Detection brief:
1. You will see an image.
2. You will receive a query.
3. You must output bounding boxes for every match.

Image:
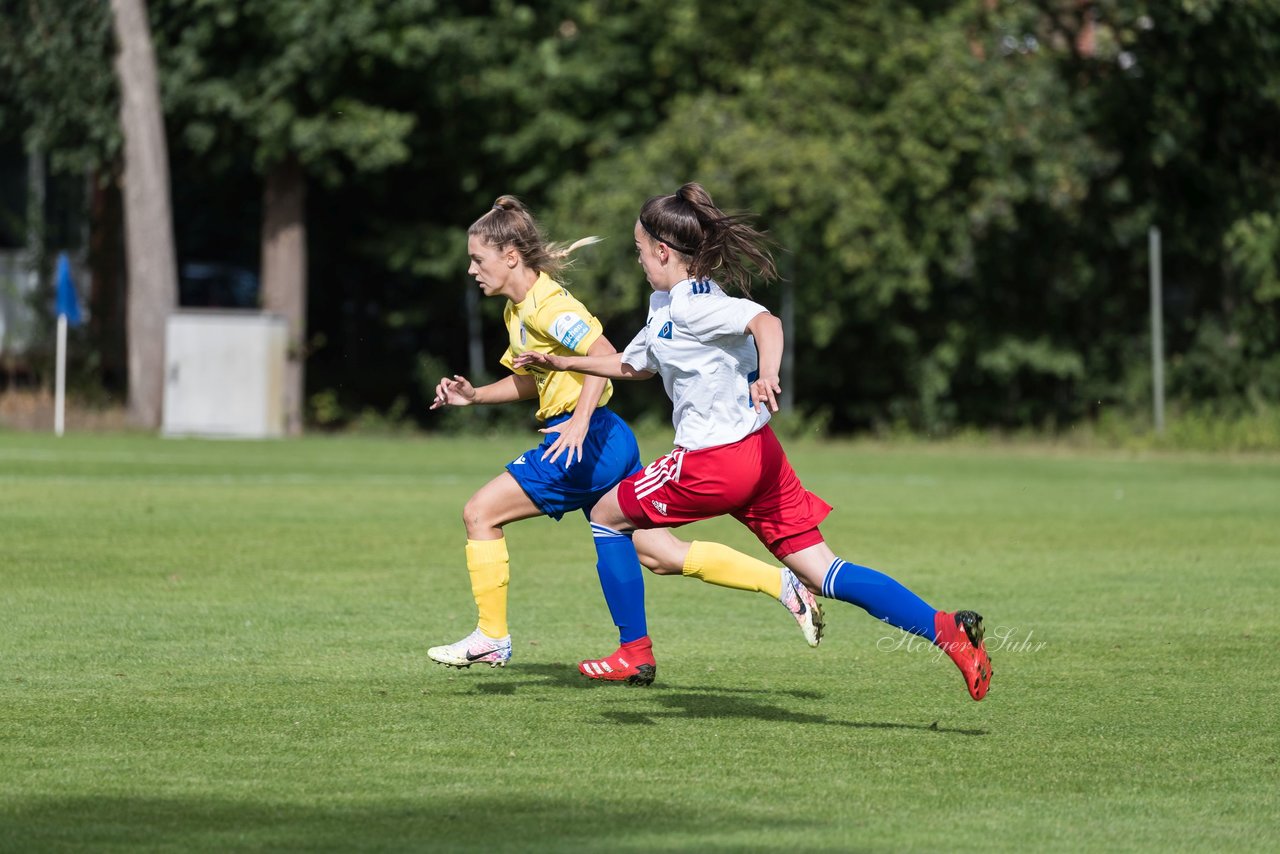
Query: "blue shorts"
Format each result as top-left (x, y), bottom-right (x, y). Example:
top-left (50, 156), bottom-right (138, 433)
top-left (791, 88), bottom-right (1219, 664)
top-left (506, 407), bottom-right (643, 521)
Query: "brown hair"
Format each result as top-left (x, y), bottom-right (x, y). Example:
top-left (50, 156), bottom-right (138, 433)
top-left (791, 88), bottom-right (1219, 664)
top-left (637, 183), bottom-right (777, 295)
top-left (468, 195), bottom-right (598, 279)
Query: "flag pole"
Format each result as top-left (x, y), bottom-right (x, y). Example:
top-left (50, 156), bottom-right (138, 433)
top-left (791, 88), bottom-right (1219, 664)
top-left (55, 313), bottom-right (68, 436)
top-left (52, 251), bottom-right (83, 437)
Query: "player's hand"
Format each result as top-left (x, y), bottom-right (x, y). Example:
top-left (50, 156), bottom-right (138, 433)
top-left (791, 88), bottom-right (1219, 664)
top-left (540, 416), bottom-right (588, 468)
top-left (511, 351), bottom-right (563, 372)
top-left (750, 375), bottom-right (782, 413)
top-left (431, 375), bottom-right (476, 409)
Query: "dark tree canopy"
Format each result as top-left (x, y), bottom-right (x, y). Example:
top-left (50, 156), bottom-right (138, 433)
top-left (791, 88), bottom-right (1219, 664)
top-left (3, 0), bottom-right (1277, 436)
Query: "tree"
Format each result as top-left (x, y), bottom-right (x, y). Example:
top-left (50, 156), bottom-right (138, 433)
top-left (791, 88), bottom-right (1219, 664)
top-left (152, 0), bottom-right (436, 434)
top-left (0, 1), bottom-right (119, 175)
top-left (0, 0), bottom-right (125, 394)
top-left (14, 0), bottom-right (1277, 435)
top-left (544, 2), bottom-right (1109, 432)
top-left (1046, 0), bottom-right (1280, 416)
top-left (111, 0), bottom-right (176, 428)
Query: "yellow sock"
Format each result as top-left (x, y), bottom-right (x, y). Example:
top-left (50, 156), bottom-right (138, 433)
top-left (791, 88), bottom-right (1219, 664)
top-left (466, 538), bottom-right (510, 638)
top-left (682, 541), bottom-right (783, 600)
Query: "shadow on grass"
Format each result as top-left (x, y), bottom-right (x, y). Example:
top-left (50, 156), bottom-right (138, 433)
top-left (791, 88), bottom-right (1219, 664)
top-left (600, 692), bottom-right (987, 736)
top-left (453, 663), bottom-right (985, 737)
top-left (463, 663), bottom-right (822, 699)
top-left (456, 662), bottom-right (591, 695)
top-left (0, 793), bottom-right (809, 852)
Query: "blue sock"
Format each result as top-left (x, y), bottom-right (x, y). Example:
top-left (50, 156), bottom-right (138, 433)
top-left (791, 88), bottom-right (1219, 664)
top-left (822, 559), bottom-right (938, 641)
top-left (591, 523), bottom-right (648, 644)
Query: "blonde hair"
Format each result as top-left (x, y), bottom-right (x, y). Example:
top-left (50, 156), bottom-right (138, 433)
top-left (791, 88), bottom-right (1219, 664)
top-left (468, 195), bottom-right (599, 279)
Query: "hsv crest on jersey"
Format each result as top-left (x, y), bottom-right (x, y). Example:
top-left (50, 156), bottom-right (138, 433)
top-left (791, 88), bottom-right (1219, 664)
top-left (658, 321), bottom-right (673, 340)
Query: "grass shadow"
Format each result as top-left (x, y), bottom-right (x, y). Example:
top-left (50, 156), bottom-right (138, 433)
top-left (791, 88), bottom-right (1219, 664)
top-left (0, 793), bottom-right (817, 853)
top-left (445, 664), bottom-right (984, 736)
top-left (463, 662), bottom-right (592, 695)
top-left (598, 691), bottom-right (986, 735)
top-left (461, 663), bottom-right (826, 700)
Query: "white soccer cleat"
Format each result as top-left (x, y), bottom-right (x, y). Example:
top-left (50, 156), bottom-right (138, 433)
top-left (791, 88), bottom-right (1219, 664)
top-left (780, 568), bottom-right (824, 647)
top-left (428, 628), bottom-right (512, 669)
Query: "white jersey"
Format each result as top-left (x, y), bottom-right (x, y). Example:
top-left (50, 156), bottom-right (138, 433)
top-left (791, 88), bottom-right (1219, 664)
top-left (622, 278), bottom-right (770, 451)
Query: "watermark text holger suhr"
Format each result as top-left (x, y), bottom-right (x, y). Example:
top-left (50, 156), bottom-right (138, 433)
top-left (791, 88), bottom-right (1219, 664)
top-left (877, 625), bottom-right (1046, 658)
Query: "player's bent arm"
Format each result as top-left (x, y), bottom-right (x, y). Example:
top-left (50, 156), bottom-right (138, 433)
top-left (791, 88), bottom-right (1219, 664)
top-left (541, 336), bottom-right (615, 466)
top-left (746, 311), bottom-right (784, 382)
top-left (573, 336), bottom-right (616, 413)
top-left (746, 311), bottom-right (784, 412)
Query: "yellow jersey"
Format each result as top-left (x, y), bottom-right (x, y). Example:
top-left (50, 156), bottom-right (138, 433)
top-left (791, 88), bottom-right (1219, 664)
top-left (500, 272), bottom-right (613, 422)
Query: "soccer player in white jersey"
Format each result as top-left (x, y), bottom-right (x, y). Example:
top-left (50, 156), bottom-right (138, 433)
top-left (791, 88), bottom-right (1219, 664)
top-left (514, 183), bottom-right (993, 700)
top-left (426, 195), bottom-right (824, 685)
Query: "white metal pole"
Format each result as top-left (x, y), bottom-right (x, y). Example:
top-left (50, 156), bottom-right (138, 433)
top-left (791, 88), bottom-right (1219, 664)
top-left (1149, 226), bottom-right (1165, 435)
top-left (55, 313), bottom-right (68, 436)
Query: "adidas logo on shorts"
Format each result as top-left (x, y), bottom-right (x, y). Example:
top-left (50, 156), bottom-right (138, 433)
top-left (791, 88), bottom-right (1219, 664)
top-left (650, 499), bottom-right (668, 515)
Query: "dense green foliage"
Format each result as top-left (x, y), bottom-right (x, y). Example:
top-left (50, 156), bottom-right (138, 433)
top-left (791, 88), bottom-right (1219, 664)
top-left (2, 433), bottom-right (1279, 850)
top-left (0, 0), bottom-right (119, 175)
top-left (2, 1), bottom-right (1278, 435)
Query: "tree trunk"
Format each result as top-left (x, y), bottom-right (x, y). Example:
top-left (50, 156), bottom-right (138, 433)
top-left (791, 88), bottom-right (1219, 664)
top-left (261, 155), bottom-right (307, 435)
top-left (26, 150), bottom-right (44, 277)
top-left (110, 0), bottom-right (176, 429)
top-left (88, 170), bottom-right (127, 394)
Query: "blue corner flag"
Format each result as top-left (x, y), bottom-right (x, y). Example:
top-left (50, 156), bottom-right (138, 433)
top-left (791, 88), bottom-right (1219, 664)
top-left (55, 252), bottom-right (84, 327)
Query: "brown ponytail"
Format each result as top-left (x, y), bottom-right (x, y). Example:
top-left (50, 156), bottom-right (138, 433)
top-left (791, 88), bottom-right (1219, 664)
top-left (637, 182), bottom-right (777, 295)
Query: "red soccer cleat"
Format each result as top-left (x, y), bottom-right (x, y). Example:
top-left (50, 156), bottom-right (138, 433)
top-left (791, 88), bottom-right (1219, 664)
top-left (578, 636), bottom-right (657, 686)
top-left (934, 610), bottom-right (993, 701)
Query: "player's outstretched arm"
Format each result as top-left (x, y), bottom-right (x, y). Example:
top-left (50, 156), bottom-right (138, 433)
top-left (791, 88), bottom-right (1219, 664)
top-left (512, 350), bottom-right (653, 381)
top-left (430, 373), bottom-right (536, 409)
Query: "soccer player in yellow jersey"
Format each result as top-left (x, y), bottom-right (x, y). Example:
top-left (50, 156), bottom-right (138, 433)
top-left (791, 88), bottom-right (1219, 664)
top-left (426, 195), bottom-right (823, 684)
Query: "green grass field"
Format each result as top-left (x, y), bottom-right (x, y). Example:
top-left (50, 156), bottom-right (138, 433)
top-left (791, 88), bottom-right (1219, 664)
top-left (2, 431), bottom-right (1278, 852)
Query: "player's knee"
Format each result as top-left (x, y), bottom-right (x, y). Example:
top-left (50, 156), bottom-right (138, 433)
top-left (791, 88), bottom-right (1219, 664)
top-left (588, 502), bottom-right (621, 528)
top-left (461, 496), bottom-right (493, 536)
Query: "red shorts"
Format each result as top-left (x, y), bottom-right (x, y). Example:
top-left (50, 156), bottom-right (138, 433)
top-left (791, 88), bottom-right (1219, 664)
top-left (617, 425), bottom-right (832, 559)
